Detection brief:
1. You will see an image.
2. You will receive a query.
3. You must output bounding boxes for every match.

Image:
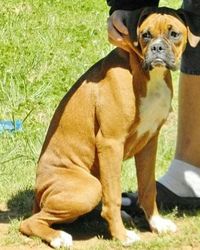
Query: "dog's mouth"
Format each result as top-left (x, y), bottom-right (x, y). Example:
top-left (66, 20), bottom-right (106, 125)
top-left (143, 57), bottom-right (177, 71)
top-left (151, 58), bottom-right (166, 68)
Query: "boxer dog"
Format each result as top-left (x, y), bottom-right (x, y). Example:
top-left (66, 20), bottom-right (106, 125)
top-left (20, 7), bottom-right (200, 248)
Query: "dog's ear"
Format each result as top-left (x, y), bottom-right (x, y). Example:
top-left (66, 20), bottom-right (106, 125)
top-left (108, 8), bottom-right (144, 57)
top-left (124, 7), bottom-right (154, 44)
top-left (122, 7), bottom-right (155, 58)
top-left (177, 9), bottom-right (200, 47)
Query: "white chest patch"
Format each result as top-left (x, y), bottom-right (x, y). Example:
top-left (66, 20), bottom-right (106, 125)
top-left (137, 69), bottom-right (172, 138)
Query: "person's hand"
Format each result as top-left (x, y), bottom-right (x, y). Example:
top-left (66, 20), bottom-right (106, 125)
top-left (107, 10), bottom-right (131, 47)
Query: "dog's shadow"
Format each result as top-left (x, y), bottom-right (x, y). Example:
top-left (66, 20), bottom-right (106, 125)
top-left (0, 189), bottom-right (148, 240)
top-left (0, 189), bottom-right (110, 240)
top-left (0, 189), bottom-right (34, 223)
top-left (1, 189), bottom-right (199, 241)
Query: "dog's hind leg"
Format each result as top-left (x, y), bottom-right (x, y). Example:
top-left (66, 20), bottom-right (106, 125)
top-left (20, 210), bottom-right (74, 248)
top-left (20, 167), bottom-right (102, 248)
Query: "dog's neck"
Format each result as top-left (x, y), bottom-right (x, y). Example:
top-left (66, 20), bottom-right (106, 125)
top-left (128, 51), bottom-right (171, 98)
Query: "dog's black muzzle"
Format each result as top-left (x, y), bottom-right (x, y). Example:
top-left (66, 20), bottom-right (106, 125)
top-left (143, 38), bottom-right (176, 71)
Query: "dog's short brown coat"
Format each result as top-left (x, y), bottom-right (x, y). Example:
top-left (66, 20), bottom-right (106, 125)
top-left (20, 7), bottom-right (200, 247)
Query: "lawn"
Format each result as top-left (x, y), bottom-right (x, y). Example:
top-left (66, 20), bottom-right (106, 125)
top-left (0, 0), bottom-right (200, 249)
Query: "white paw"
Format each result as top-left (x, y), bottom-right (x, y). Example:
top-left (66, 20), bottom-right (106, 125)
top-left (50, 231), bottom-right (73, 249)
top-left (149, 215), bottom-right (177, 234)
top-left (122, 230), bottom-right (140, 246)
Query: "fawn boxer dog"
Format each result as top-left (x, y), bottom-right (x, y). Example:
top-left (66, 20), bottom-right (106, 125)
top-left (20, 7), bottom-right (200, 248)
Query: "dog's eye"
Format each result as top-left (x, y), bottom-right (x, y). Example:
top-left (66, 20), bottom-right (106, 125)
top-left (142, 31), bottom-right (152, 41)
top-left (169, 30), bottom-right (181, 40)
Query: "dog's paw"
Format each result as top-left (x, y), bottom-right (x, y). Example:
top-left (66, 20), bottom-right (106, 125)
top-left (122, 230), bottom-right (140, 246)
top-left (149, 215), bottom-right (177, 234)
top-left (50, 231), bottom-right (73, 249)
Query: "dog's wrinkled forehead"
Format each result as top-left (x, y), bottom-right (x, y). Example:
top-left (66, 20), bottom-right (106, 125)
top-left (126, 7), bottom-right (182, 42)
top-left (138, 7), bottom-right (181, 28)
top-left (125, 6), bottom-right (200, 47)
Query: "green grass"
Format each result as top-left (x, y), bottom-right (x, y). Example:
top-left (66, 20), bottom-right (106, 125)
top-left (0, 0), bottom-right (200, 249)
top-left (0, 0), bottom-right (110, 203)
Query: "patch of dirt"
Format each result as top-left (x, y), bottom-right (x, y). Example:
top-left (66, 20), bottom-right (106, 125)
top-left (0, 221), bottom-right (107, 250)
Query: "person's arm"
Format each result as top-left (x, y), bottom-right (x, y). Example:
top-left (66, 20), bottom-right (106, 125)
top-left (107, 0), bottom-right (159, 14)
top-left (107, 0), bottom-right (159, 48)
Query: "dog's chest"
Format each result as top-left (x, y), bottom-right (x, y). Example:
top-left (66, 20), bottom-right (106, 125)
top-left (136, 72), bottom-right (172, 138)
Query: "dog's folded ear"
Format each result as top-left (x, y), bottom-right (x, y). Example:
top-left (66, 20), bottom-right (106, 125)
top-left (122, 7), bottom-right (154, 58)
top-left (123, 8), bottom-right (144, 46)
top-left (177, 9), bottom-right (200, 47)
top-left (124, 7), bottom-right (155, 45)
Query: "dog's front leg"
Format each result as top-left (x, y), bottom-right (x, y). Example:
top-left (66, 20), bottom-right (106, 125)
top-left (97, 132), bottom-right (124, 238)
top-left (135, 134), bottom-right (176, 234)
top-left (96, 131), bottom-right (140, 245)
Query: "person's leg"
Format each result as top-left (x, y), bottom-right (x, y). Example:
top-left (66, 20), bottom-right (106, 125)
top-left (158, 73), bottom-right (200, 198)
top-left (176, 74), bottom-right (200, 167)
top-left (157, 0), bottom-right (200, 200)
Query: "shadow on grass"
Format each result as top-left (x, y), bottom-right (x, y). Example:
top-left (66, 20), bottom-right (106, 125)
top-left (1, 188), bottom-right (200, 241)
top-left (53, 208), bottom-right (110, 240)
top-left (0, 189), bottom-right (150, 241)
top-left (0, 189), bottom-right (34, 223)
top-left (0, 189), bottom-right (148, 240)
top-left (0, 189), bottom-right (110, 240)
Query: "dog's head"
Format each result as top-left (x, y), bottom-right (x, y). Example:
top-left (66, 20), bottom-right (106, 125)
top-left (114, 7), bottom-right (200, 71)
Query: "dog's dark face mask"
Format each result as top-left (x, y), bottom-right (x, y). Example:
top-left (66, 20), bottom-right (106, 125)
top-left (114, 7), bottom-right (200, 71)
top-left (138, 12), bottom-right (188, 71)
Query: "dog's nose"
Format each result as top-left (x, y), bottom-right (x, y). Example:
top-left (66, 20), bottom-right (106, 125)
top-left (151, 42), bottom-right (165, 54)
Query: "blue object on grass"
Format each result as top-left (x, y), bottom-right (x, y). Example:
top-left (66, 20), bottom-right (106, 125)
top-left (0, 120), bottom-right (23, 133)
